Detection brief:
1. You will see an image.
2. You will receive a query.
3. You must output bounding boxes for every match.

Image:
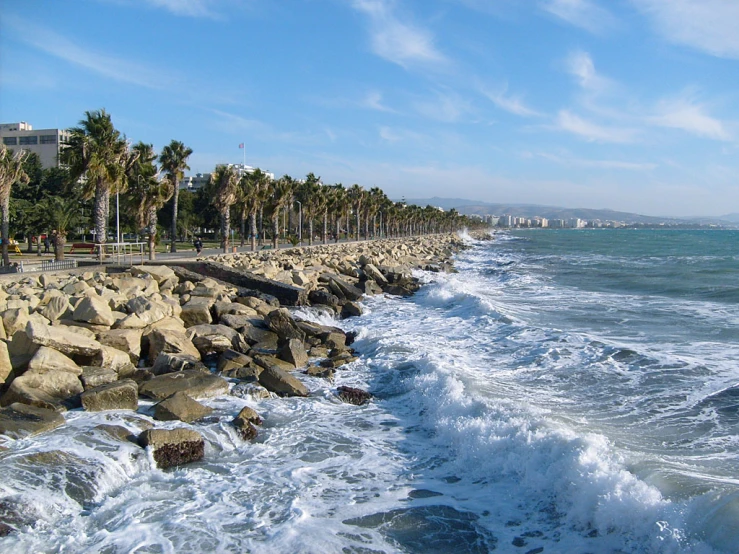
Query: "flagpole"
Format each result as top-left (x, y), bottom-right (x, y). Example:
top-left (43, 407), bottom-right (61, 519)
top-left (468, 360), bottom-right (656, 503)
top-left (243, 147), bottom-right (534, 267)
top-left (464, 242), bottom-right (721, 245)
top-left (243, 142), bottom-right (246, 167)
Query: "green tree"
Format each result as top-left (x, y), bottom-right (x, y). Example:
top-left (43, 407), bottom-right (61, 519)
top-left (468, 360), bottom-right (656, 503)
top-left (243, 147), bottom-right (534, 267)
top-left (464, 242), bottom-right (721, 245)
top-left (347, 184), bottom-right (364, 241)
top-left (0, 145), bottom-right (29, 265)
top-left (211, 165), bottom-right (239, 253)
top-left (159, 140), bottom-right (193, 253)
top-left (268, 176), bottom-right (295, 250)
top-left (63, 109), bottom-right (130, 257)
top-left (295, 173), bottom-right (325, 246)
top-left (37, 195), bottom-right (84, 261)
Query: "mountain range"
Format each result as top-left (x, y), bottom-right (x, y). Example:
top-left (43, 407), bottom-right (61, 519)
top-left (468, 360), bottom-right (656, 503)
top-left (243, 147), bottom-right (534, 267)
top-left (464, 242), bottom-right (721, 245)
top-left (401, 197), bottom-right (737, 226)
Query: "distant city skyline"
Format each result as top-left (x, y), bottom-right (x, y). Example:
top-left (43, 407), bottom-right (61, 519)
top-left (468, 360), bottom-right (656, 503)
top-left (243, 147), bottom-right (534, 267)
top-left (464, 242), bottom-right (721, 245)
top-left (2, 0), bottom-right (738, 217)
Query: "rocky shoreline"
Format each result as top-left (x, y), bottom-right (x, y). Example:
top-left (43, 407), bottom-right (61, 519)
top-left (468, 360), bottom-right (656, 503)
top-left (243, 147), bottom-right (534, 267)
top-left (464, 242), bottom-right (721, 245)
top-left (0, 232), bottom-right (481, 535)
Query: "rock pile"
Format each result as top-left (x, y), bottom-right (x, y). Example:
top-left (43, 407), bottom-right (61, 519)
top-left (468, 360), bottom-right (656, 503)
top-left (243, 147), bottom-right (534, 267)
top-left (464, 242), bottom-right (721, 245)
top-left (0, 233), bottom-right (467, 473)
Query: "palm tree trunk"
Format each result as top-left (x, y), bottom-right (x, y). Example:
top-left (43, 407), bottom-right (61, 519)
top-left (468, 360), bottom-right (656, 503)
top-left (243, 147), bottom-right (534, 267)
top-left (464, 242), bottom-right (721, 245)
top-left (308, 219), bottom-right (314, 246)
top-left (364, 215), bottom-right (369, 241)
top-left (355, 211), bottom-right (360, 242)
top-left (322, 211), bottom-right (328, 245)
top-left (240, 208), bottom-right (246, 247)
top-left (250, 211), bottom-right (257, 251)
top-left (170, 183), bottom-right (179, 253)
top-left (272, 213), bottom-right (279, 250)
top-left (148, 207), bottom-right (157, 260)
top-left (1, 196), bottom-right (9, 267)
top-left (335, 216), bottom-right (340, 244)
top-left (258, 206), bottom-right (264, 246)
top-left (94, 179), bottom-right (107, 259)
top-left (222, 208), bottom-right (231, 253)
top-left (55, 233), bottom-right (67, 261)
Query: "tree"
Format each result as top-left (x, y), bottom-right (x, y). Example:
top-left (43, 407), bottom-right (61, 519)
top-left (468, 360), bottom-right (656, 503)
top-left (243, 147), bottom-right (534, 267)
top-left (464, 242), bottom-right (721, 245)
top-left (347, 184), bottom-right (364, 241)
top-left (249, 169), bottom-right (271, 251)
top-left (211, 165), bottom-right (239, 253)
top-left (268, 176), bottom-right (294, 250)
top-left (0, 145), bottom-right (29, 265)
top-left (295, 173), bottom-right (325, 246)
top-left (37, 195), bottom-right (84, 261)
top-left (159, 140), bottom-right (193, 253)
top-left (127, 142), bottom-right (173, 260)
top-left (63, 109), bottom-right (130, 258)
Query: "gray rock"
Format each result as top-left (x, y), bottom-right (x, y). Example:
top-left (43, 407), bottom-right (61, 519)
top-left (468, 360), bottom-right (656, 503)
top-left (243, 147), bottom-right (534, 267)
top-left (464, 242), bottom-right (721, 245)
top-left (138, 428), bottom-right (205, 469)
top-left (341, 301), bottom-right (363, 318)
top-left (278, 338), bottom-right (308, 369)
top-left (147, 328), bottom-right (201, 363)
top-left (139, 369), bottom-right (229, 400)
top-left (2, 308), bottom-right (30, 337)
top-left (0, 369), bottom-right (83, 409)
top-left (73, 296), bottom-right (116, 327)
top-left (80, 380), bottom-right (138, 411)
top-left (80, 366), bottom-right (118, 389)
top-left (153, 391), bottom-right (213, 423)
top-left (257, 364), bottom-right (309, 397)
top-left (0, 340), bottom-right (13, 387)
top-left (230, 381), bottom-right (271, 400)
top-left (97, 328), bottom-right (143, 364)
top-left (151, 352), bottom-right (208, 376)
top-left (217, 349), bottom-right (253, 374)
top-left (363, 263), bottom-right (388, 285)
top-left (265, 308), bottom-right (306, 342)
top-left (126, 297), bottom-right (167, 325)
top-left (180, 297), bottom-right (214, 327)
top-left (26, 320), bottom-right (102, 357)
top-left (38, 296), bottom-right (71, 321)
top-left (25, 346), bottom-right (82, 376)
top-left (131, 265), bottom-right (178, 289)
top-left (232, 406), bottom-right (262, 440)
top-left (186, 324), bottom-right (249, 356)
top-left (328, 276), bottom-right (364, 301)
top-left (0, 403), bottom-right (65, 438)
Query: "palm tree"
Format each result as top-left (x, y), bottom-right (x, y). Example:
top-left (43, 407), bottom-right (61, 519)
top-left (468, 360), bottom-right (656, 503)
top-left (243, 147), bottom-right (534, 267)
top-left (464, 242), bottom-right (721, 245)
top-left (159, 140), bottom-right (193, 253)
top-left (347, 184), bottom-right (364, 242)
top-left (211, 165), bottom-right (239, 253)
top-left (268, 176), bottom-right (294, 250)
top-left (295, 173), bottom-right (325, 246)
top-left (37, 195), bottom-right (84, 261)
top-left (0, 145), bottom-right (29, 266)
top-left (127, 142), bottom-right (173, 260)
top-left (249, 169), bottom-right (271, 251)
top-left (63, 109), bottom-right (129, 258)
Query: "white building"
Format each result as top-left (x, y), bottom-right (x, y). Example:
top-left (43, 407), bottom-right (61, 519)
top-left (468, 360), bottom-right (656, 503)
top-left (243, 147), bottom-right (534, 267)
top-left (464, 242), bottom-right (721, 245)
top-left (0, 122), bottom-right (71, 169)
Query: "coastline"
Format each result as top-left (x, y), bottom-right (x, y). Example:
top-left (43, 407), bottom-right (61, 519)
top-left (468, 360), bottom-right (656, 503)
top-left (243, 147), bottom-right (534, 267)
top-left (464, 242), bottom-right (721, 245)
top-left (0, 231), bottom-right (482, 538)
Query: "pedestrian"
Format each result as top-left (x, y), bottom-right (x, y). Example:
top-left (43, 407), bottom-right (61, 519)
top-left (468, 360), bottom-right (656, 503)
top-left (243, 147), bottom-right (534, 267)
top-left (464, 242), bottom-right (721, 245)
top-left (193, 236), bottom-right (203, 255)
top-left (43, 235), bottom-right (50, 253)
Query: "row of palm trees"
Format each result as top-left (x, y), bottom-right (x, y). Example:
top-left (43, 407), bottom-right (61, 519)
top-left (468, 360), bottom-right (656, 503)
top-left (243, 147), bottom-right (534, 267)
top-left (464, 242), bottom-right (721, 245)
top-left (0, 108), bottom-right (472, 264)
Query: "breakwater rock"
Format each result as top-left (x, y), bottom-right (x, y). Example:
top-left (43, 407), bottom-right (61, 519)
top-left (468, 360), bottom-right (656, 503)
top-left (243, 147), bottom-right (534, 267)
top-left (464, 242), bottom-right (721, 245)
top-left (0, 233), bottom-right (470, 533)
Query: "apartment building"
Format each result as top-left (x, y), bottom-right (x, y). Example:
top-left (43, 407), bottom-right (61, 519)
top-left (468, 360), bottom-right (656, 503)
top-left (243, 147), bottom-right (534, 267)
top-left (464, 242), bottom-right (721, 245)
top-left (0, 122), bottom-right (71, 169)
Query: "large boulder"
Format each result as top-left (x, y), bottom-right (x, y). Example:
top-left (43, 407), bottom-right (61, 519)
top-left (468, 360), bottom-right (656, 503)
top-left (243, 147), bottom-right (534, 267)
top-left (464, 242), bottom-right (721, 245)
top-left (337, 385), bottom-right (372, 405)
top-left (0, 369), bottom-right (84, 409)
top-left (131, 266), bottom-right (178, 289)
top-left (80, 366), bottom-right (118, 389)
top-left (138, 428), bottom-right (205, 469)
top-left (278, 338), bottom-right (308, 369)
top-left (0, 341), bottom-right (12, 387)
top-left (151, 352), bottom-right (208, 376)
top-left (0, 403), bottom-right (65, 438)
top-left (153, 392), bottom-right (213, 423)
top-left (257, 364), bottom-right (309, 397)
top-left (186, 324), bottom-right (248, 356)
top-left (139, 370), bottom-right (229, 400)
top-left (126, 297), bottom-right (168, 326)
top-left (93, 345), bottom-right (135, 375)
top-left (97, 328), bottom-right (143, 364)
top-left (147, 328), bottom-right (201, 363)
top-left (180, 297), bottom-right (215, 328)
top-left (2, 308), bottom-right (29, 337)
top-left (73, 296), bottom-right (116, 327)
top-left (265, 309), bottom-right (306, 343)
top-left (38, 296), bottom-right (72, 322)
top-left (26, 346), bottom-right (82, 376)
top-left (362, 263), bottom-right (388, 285)
top-left (217, 349), bottom-right (253, 374)
top-left (328, 276), bottom-right (364, 302)
top-left (232, 406), bottom-right (262, 440)
top-left (26, 320), bottom-right (102, 357)
top-left (80, 380), bottom-right (138, 411)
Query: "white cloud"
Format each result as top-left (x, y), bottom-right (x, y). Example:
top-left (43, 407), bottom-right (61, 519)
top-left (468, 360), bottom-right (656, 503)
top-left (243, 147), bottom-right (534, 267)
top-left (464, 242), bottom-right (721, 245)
top-left (4, 15), bottom-right (169, 89)
top-left (412, 91), bottom-right (471, 122)
top-left (362, 91), bottom-right (396, 113)
top-left (648, 97), bottom-right (731, 141)
top-left (540, 0), bottom-right (617, 33)
top-left (481, 85), bottom-right (541, 117)
top-left (565, 50), bottom-right (610, 91)
top-left (633, 0), bottom-right (739, 59)
top-left (534, 151), bottom-right (657, 170)
top-left (352, 0), bottom-right (448, 69)
top-left (145, 0), bottom-right (219, 18)
top-left (555, 110), bottom-right (639, 143)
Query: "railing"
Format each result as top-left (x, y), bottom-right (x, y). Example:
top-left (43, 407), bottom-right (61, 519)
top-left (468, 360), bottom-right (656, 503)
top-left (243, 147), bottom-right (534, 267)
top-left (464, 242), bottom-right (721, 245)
top-left (41, 259), bottom-right (78, 271)
top-left (93, 242), bottom-right (146, 265)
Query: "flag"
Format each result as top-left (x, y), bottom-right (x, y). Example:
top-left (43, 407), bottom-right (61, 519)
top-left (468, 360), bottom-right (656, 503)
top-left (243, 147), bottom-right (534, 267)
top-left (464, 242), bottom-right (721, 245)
top-left (238, 143), bottom-right (244, 149)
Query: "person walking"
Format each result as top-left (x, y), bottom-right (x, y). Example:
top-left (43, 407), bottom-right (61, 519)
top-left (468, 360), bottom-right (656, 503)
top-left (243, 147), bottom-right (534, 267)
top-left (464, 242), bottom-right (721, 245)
top-left (43, 234), bottom-right (50, 253)
top-left (193, 236), bottom-right (203, 255)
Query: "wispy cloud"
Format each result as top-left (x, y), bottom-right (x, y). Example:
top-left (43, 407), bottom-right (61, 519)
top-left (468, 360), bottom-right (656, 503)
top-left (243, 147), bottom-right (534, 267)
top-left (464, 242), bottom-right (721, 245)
top-left (555, 110), bottom-right (639, 143)
top-left (361, 91), bottom-right (397, 113)
top-left (648, 96), bottom-right (731, 141)
top-left (145, 0), bottom-right (219, 18)
top-left (378, 126), bottom-right (427, 144)
top-left (4, 14), bottom-right (170, 89)
top-left (540, 0), bottom-right (617, 33)
top-left (532, 151), bottom-right (657, 170)
top-left (412, 91), bottom-right (471, 122)
top-left (352, 0), bottom-right (448, 69)
top-left (565, 50), bottom-right (610, 91)
top-left (633, 0), bottom-right (739, 59)
top-left (480, 84), bottom-right (541, 117)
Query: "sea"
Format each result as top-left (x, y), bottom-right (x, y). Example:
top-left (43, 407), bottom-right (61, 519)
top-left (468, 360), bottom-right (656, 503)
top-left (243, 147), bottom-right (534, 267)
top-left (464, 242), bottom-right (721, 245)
top-left (1, 228), bottom-right (738, 553)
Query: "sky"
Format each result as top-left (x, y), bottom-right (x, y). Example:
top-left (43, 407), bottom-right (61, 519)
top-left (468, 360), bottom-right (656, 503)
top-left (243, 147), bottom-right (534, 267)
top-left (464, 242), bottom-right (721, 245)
top-left (1, 0), bottom-right (739, 217)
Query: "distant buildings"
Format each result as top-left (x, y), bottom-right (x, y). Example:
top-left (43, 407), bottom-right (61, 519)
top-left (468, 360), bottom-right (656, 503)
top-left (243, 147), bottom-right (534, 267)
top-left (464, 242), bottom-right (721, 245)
top-left (0, 121), bottom-right (70, 169)
top-left (180, 163), bottom-right (275, 191)
top-left (485, 213), bottom-right (626, 229)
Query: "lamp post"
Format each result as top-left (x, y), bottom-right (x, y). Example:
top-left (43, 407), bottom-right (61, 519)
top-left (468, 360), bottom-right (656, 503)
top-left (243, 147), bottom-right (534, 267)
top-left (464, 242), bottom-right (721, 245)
top-left (296, 200), bottom-right (302, 246)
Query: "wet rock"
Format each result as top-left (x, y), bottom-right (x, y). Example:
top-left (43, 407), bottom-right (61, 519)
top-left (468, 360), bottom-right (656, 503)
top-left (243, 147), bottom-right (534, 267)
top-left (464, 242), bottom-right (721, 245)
top-left (232, 406), bottom-right (262, 440)
top-left (80, 379), bottom-right (138, 411)
top-left (308, 288), bottom-right (340, 307)
top-left (217, 349), bottom-right (253, 374)
top-left (257, 364), bottom-right (309, 397)
top-left (186, 324), bottom-right (248, 356)
top-left (305, 366), bottom-right (334, 379)
top-left (153, 391), bottom-right (213, 423)
top-left (138, 428), bottom-right (205, 469)
top-left (0, 369), bottom-right (83, 409)
top-left (0, 402), bottom-right (65, 438)
top-left (253, 354), bottom-right (297, 373)
top-left (230, 381), bottom-right (271, 400)
top-left (265, 308), bottom-right (306, 342)
top-left (341, 301), bottom-right (363, 318)
top-left (139, 369), bottom-right (229, 400)
top-left (278, 338), bottom-right (308, 369)
top-left (337, 385), bottom-right (372, 405)
top-left (151, 352), bottom-right (208, 376)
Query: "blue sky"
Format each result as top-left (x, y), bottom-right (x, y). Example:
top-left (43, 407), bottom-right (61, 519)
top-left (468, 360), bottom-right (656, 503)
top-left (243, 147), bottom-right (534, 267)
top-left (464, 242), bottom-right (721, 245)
top-left (2, 0), bottom-right (738, 217)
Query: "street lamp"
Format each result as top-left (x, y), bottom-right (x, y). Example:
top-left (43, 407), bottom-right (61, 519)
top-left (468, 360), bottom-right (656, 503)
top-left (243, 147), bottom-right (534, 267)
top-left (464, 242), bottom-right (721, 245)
top-left (296, 200), bottom-right (302, 246)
